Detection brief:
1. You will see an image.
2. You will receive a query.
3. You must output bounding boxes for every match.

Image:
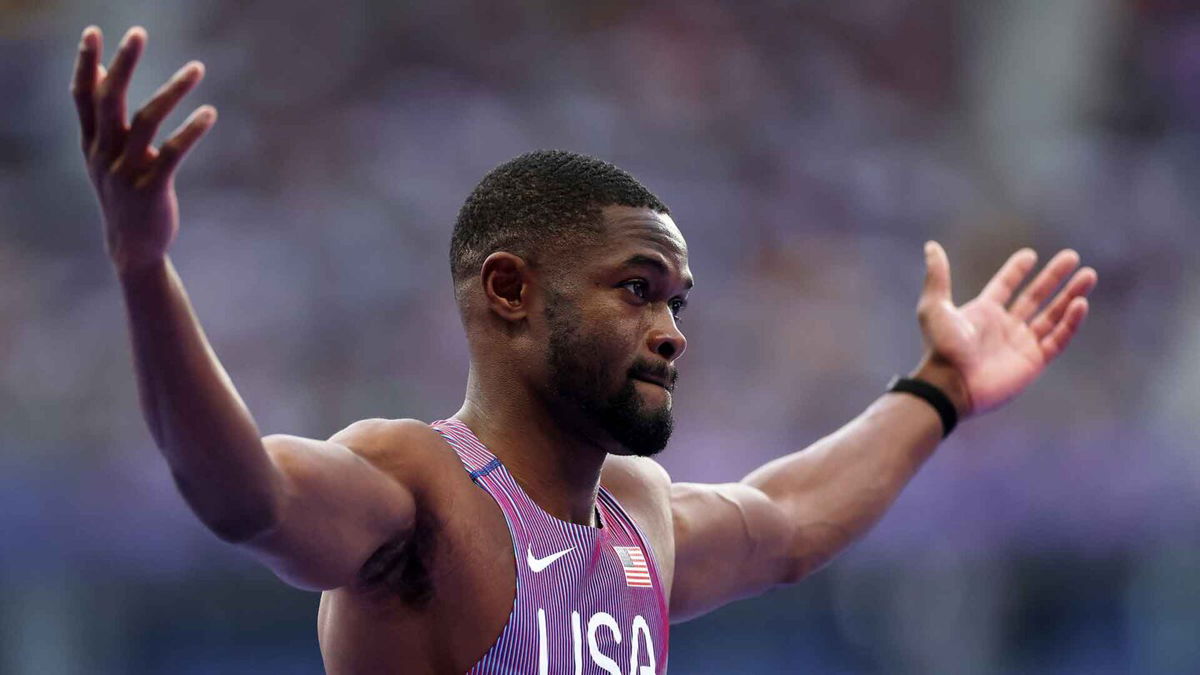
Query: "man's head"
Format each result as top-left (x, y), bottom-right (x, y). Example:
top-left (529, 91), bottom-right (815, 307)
top-left (451, 151), bottom-right (693, 456)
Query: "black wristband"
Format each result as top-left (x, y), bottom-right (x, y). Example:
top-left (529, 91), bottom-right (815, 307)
top-left (886, 375), bottom-right (958, 438)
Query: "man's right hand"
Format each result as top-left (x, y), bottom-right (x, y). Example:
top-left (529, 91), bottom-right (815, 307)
top-left (72, 26), bottom-right (421, 591)
top-left (71, 25), bottom-right (216, 275)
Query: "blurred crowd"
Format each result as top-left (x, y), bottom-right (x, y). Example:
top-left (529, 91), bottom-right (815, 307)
top-left (1, 0), bottom-right (1197, 672)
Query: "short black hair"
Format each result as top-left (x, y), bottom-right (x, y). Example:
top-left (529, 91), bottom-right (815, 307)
top-left (450, 150), bottom-right (669, 299)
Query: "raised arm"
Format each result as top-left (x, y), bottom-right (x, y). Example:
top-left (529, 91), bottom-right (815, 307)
top-left (72, 26), bottom-right (414, 590)
top-left (669, 242), bottom-right (1097, 622)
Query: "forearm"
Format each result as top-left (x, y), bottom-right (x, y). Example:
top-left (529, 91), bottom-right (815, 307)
top-left (742, 368), bottom-right (956, 577)
top-left (119, 257), bottom-right (280, 540)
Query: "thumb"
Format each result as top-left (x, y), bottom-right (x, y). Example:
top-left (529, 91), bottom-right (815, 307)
top-left (921, 241), bottom-right (953, 306)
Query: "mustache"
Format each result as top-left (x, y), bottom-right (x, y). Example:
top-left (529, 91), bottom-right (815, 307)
top-left (630, 361), bottom-right (678, 391)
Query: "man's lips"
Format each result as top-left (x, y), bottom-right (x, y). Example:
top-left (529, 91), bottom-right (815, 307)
top-left (633, 374), bottom-right (673, 391)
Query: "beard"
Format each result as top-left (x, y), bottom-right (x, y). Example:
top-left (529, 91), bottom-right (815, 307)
top-left (543, 292), bottom-right (674, 457)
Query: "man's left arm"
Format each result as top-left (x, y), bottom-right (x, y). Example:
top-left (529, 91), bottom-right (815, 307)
top-left (669, 243), bottom-right (1097, 623)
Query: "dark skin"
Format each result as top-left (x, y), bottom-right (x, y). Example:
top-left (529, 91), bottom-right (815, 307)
top-left (315, 209), bottom-right (694, 671)
top-left (73, 26), bottom-right (1098, 673)
top-left (455, 207), bottom-right (693, 525)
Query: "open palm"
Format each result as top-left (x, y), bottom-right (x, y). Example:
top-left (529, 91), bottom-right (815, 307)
top-left (71, 26), bottom-right (216, 274)
top-left (917, 243), bottom-right (1097, 415)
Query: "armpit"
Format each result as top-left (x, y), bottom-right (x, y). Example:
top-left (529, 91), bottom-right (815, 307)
top-left (355, 510), bottom-right (437, 607)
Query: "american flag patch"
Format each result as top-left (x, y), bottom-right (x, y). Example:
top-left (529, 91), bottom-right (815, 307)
top-left (613, 546), bottom-right (652, 588)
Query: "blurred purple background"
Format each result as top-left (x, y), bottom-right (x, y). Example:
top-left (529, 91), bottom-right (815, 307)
top-left (1, 0), bottom-right (1198, 672)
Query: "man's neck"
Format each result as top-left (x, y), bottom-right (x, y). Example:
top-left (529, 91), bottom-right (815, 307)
top-left (452, 370), bottom-right (611, 527)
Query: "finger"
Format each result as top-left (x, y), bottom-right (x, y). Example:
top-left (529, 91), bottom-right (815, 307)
top-left (1031, 266), bottom-right (1097, 339)
top-left (70, 26), bottom-right (102, 151)
top-left (150, 105), bottom-right (217, 183)
top-left (96, 26), bottom-right (147, 160)
top-left (980, 248), bottom-right (1037, 306)
top-left (920, 241), bottom-right (953, 306)
top-left (1008, 249), bottom-right (1080, 321)
top-left (1039, 297), bottom-right (1088, 363)
top-left (122, 61), bottom-right (205, 170)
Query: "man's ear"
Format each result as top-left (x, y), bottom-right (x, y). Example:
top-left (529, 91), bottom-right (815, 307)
top-left (480, 251), bottom-right (534, 322)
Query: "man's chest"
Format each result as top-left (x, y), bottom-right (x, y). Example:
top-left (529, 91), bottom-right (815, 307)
top-left (319, 448), bottom-right (676, 672)
top-left (318, 483), bottom-right (519, 672)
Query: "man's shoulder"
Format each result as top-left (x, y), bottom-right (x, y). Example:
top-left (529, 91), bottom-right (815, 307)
top-left (329, 417), bottom-right (442, 448)
top-left (602, 455), bottom-right (677, 590)
top-left (601, 455), bottom-right (673, 524)
top-left (329, 418), bottom-right (465, 492)
top-left (602, 454), bottom-right (672, 494)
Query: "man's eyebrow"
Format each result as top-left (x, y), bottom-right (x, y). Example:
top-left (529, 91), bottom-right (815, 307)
top-left (619, 254), bottom-right (694, 289)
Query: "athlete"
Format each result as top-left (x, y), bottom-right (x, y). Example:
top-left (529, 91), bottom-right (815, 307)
top-left (72, 26), bottom-right (1098, 674)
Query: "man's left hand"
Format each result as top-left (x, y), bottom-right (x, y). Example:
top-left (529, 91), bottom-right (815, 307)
top-left (913, 242), bottom-right (1098, 417)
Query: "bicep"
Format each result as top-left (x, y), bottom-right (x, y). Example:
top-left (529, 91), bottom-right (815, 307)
top-left (669, 482), bottom-right (796, 623)
top-left (243, 429), bottom-right (416, 591)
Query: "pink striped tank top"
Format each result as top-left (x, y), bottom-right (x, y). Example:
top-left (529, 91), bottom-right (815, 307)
top-left (431, 418), bottom-right (670, 674)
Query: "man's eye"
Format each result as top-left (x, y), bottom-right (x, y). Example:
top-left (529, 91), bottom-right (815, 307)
top-left (622, 280), bottom-right (685, 321)
top-left (621, 280), bottom-right (649, 299)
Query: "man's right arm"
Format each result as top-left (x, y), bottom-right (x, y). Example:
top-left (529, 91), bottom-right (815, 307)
top-left (120, 259), bottom-right (416, 591)
top-left (75, 26), bottom-right (414, 591)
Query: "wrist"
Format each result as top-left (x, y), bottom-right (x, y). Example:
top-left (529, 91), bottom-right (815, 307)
top-left (908, 355), bottom-right (973, 419)
top-left (113, 253), bottom-right (168, 282)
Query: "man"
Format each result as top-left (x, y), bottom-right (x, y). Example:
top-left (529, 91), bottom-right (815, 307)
top-left (71, 25), bottom-right (1097, 674)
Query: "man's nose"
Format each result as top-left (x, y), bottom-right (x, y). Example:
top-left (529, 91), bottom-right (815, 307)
top-left (649, 319), bottom-right (686, 362)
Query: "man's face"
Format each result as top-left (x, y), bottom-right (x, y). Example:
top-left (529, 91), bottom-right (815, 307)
top-left (540, 207), bottom-right (692, 457)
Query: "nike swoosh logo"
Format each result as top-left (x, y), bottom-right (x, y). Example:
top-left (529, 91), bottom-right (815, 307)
top-left (526, 545), bottom-right (574, 573)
